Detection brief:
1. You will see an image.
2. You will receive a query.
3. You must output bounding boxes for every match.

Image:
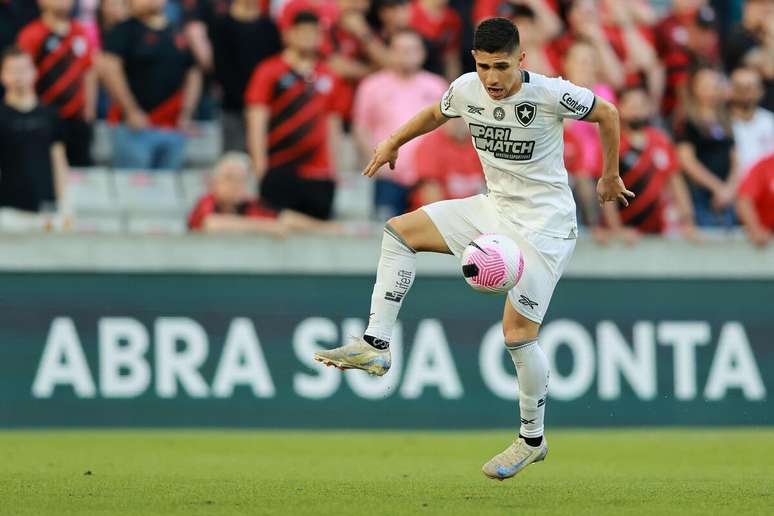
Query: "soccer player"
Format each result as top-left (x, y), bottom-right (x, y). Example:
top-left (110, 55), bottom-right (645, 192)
top-left (314, 18), bottom-right (633, 480)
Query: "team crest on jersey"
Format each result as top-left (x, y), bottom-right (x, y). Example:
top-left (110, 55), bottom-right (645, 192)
top-left (493, 107), bottom-right (505, 120)
top-left (514, 102), bottom-right (537, 127)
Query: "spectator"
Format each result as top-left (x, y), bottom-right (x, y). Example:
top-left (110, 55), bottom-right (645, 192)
top-left (0, 1), bottom-right (39, 51)
top-left (0, 46), bottom-right (68, 213)
top-left (503, 1), bottom-right (561, 77)
top-left (547, 0), bottom-right (625, 90)
top-left (603, 86), bottom-right (697, 243)
top-left (743, 16), bottom-right (774, 112)
top-left (729, 67), bottom-right (774, 179)
top-left (98, 0), bottom-right (202, 170)
top-left (367, 0), bottom-right (411, 43)
top-left (96, 0), bottom-right (129, 45)
top-left (409, 0), bottom-right (462, 80)
top-left (188, 152), bottom-right (340, 234)
top-left (352, 28), bottom-right (446, 219)
top-left (599, 0), bottom-right (664, 108)
top-left (561, 40), bottom-right (615, 235)
top-left (326, 0), bottom-right (390, 121)
top-left (245, 11), bottom-right (345, 220)
top-left (409, 117), bottom-right (483, 211)
top-left (736, 152), bottom-right (774, 247)
top-left (207, 0), bottom-right (281, 152)
top-left (18, 0), bottom-right (97, 167)
top-left (723, 0), bottom-right (774, 73)
top-left (179, 0), bottom-right (231, 74)
top-left (675, 65), bottom-right (738, 228)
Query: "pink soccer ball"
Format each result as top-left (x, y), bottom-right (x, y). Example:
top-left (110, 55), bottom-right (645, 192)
top-left (461, 234), bottom-right (524, 294)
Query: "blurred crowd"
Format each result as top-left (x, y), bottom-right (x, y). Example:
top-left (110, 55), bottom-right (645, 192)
top-left (1, 0), bottom-right (774, 245)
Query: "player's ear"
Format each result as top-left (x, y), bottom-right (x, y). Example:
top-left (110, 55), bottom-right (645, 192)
top-left (518, 50), bottom-right (526, 66)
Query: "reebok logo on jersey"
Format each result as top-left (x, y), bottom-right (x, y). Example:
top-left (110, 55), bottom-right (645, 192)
top-left (467, 105), bottom-right (484, 114)
top-left (514, 102), bottom-right (537, 126)
top-left (469, 123), bottom-right (535, 161)
top-left (442, 87), bottom-right (454, 112)
top-left (560, 92), bottom-right (590, 116)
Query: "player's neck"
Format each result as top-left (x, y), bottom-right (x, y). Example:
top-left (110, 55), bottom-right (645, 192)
top-left (41, 11), bottom-right (71, 34)
top-left (4, 91), bottom-right (37, 112)
top-left (505, 73), bottom-right (524, 98)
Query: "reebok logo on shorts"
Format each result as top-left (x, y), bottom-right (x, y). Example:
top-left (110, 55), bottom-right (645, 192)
top-left (518, 295), bottom-right (539, 309)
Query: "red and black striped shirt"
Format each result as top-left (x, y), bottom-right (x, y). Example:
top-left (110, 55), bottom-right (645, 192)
top-left (17, 19), bottom-right (93, 120)
top-left (618, 127), bottom-right (680, 234)
top-left (245, 55), bottom-right (347, 180)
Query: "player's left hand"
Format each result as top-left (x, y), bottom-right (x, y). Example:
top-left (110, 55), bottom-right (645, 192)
top-left (597, 176), bottom-right (635, 207)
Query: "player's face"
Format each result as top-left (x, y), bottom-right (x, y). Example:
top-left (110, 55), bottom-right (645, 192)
top-left (0, 55), bottom-right (37, 93)
top-left (472, 49), bottom-right (525, 100)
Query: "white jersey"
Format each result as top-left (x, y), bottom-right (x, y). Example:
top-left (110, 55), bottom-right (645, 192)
top-left (439, 71), bottom-right (596, 239)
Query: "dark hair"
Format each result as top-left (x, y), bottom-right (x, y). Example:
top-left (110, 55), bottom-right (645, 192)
top-left (474, 17), bottom-right (520, 54)
top-left (1, 45), bottom-right (29, 67)
top-left (292, 10), bottom-right (320, 27)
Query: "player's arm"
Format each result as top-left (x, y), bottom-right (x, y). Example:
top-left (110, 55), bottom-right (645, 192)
top-left (363, 103), bottom-right (448, 177)
top-left (583, 97), bottom-right (635, 206)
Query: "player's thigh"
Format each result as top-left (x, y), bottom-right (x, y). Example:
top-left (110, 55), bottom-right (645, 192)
top-left (412, 194), bottom-right (500, 255)
top-left (387, 209), bottom-right (450, 253)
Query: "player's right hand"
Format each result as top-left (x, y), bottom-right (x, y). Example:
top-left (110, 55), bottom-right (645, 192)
top-left (596, 175), bottom-right (635, 207)
top-left (363, 140), bottom-right (399, 178)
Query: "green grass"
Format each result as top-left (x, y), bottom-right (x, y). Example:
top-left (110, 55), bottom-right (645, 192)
top-left (0, 429), bottom-right (772, 515)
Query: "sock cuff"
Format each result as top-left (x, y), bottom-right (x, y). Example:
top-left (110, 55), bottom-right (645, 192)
top-left (505, 338), bottom-right (537, 350)
top-left (385, 224), bottom-right (416, 254)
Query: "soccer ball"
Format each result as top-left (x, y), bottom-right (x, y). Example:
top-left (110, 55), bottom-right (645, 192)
top-left (461, 234), bottom-right (524, 294)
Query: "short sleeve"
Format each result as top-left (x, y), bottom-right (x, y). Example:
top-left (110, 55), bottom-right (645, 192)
top-left (102, 22), bottom-right (131, 58)
top-left (439, 77), bottom-right (463, 118)
top-left (553, 78), bottom-right (596, 120)
top-left (244, 63), bottom-right (274, 106)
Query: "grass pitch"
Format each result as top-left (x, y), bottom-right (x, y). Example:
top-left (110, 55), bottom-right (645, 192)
top-left (0, 429), bottom-right (772, 515)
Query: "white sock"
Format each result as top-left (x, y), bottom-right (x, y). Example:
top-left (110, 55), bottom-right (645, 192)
top-left (364, 224), bottom-right (416, 345)
top-left (506, 339), bottom-right (549, 440)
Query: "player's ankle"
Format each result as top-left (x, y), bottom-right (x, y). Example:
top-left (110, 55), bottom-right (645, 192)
top-left (520, 434), bottom-right (543, 447)
top-left (363, 334), bottom-right (389, 350)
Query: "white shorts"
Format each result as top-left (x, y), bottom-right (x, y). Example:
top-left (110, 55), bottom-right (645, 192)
top-left (421, 194), bottom-right (576, 324)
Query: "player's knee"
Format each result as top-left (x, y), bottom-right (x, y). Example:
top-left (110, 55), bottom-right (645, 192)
top-left (386, 215), bottom-right (417, 249)
top-left (503, 324), bottom-right (539, 345)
